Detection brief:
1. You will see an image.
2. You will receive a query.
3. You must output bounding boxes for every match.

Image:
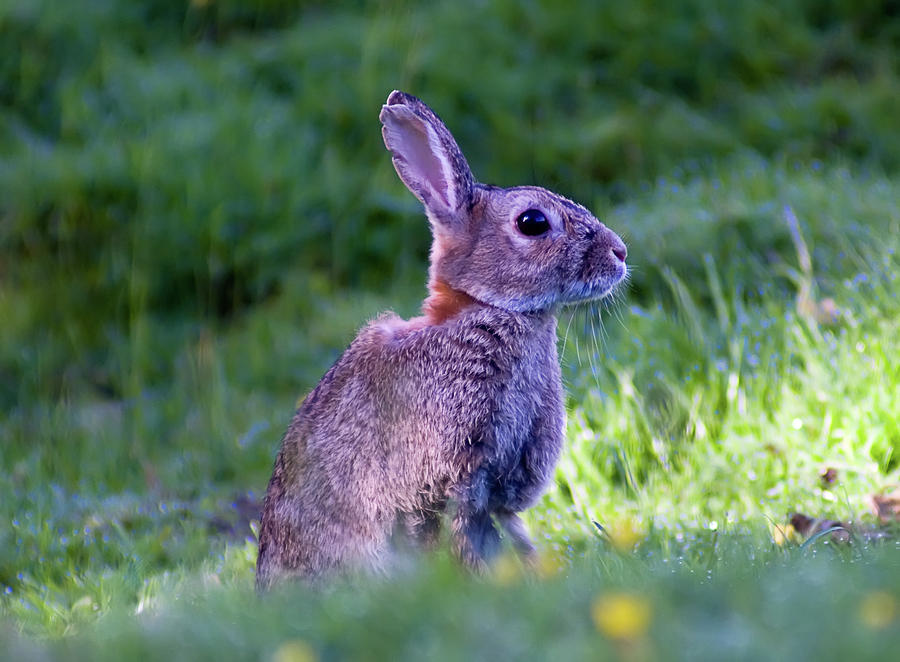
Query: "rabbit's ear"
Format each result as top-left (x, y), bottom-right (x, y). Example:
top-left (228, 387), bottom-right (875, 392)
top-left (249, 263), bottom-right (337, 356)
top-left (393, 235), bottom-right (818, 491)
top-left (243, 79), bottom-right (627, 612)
top-left (380, 91), bottom-right (474, 221)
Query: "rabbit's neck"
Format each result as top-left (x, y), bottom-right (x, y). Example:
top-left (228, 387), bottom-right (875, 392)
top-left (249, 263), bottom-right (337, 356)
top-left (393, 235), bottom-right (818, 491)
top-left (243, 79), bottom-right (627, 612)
top-left (422, 278), bottom-right (557, 328)
top-left (422, 278), bottom-right (483, 325)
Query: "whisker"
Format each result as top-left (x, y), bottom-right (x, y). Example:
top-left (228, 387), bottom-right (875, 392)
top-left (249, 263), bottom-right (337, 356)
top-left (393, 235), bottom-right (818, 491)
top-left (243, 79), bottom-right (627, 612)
top-left (561, 306), bottom-right (576, 357)
top-left (609, 289), bottom-right (629, 332)
top-left (589, 304), bottom-right (608, 393)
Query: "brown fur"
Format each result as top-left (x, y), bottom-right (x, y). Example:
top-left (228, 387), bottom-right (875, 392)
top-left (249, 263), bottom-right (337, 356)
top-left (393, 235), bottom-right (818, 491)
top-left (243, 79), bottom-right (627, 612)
top-left (256, 91), bottom-right (627, 589)
top-left (423, 279), bottom-right (479, 325)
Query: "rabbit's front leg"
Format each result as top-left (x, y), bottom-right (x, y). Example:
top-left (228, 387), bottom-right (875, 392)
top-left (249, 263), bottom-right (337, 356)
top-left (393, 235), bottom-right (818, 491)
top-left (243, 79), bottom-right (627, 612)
top-left (496, 510), bottom-right (537, 563)
top-left (450, 469), bottom-right (501, 571)
top-left (451, 508), bottom-right (501, 572)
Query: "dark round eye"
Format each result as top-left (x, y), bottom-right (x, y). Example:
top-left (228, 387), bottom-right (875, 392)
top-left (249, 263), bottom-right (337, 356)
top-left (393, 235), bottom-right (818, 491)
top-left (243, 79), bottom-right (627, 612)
top-left (516, 209), bottom-right (551, 237)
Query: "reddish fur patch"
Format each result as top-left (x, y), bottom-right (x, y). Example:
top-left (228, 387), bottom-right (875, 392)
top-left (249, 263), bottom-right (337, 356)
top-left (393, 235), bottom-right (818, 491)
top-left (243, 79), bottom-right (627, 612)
top-left (423, 279), bottom-right (478, 325)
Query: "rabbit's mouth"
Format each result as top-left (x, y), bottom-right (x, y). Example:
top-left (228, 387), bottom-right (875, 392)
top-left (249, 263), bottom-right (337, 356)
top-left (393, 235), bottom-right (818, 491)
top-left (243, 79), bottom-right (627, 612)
top-left (564, 263), bottom-right (628, 305)
top-left (563, 283), bottom-right (621, 305)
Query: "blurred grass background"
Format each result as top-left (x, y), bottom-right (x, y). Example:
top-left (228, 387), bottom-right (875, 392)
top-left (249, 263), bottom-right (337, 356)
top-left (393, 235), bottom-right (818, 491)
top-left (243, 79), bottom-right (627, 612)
top-left (1, 0), bottom-right (900, 658)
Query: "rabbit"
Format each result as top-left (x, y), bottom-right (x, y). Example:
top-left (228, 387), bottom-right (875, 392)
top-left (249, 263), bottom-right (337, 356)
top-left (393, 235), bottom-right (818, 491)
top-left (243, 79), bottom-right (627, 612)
top-left (255, 90), bottom-right (627, 589)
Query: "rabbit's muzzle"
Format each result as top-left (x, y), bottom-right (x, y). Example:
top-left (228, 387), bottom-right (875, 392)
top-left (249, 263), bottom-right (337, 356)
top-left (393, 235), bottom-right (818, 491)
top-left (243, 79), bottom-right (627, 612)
top-left (577, 227), bottom-right (628, 296)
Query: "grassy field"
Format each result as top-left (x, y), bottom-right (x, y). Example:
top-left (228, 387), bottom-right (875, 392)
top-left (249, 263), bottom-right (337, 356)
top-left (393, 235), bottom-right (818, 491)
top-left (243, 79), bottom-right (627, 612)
top-left (2, 1), bottom-right (900, 659)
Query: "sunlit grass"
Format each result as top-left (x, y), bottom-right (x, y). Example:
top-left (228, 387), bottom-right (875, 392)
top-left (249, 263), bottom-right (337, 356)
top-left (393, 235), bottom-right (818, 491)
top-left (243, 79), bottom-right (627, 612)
top-left (543, 229), bottom-right (900, 546)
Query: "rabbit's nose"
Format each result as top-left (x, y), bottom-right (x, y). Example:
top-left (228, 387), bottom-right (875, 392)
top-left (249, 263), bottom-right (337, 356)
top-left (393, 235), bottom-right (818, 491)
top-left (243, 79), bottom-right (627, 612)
top-left (610, 236), bottom-right (627, 263)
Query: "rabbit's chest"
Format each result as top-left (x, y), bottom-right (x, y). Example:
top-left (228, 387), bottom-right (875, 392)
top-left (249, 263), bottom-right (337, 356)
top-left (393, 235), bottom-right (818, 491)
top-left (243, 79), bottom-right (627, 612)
top-left (479, 343), bottom-right (565, 505)
top-left (417, 311), bottom-right (565, 506)
top-left (495, 354), bottom-right (559, 438)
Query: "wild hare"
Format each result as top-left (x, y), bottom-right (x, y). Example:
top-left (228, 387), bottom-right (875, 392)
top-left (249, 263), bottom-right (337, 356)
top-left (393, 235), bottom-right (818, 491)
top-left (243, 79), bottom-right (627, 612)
top-left (256, 91), bottom-right (627, 589)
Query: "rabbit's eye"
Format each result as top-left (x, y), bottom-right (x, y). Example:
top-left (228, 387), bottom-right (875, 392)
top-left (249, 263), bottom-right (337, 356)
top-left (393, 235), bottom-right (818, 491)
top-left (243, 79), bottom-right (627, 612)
top-left (516, 209), bottom-right (551, 237)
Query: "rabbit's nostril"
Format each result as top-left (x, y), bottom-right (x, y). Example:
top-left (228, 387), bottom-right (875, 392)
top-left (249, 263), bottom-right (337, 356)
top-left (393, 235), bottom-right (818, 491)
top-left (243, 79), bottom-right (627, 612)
top-left (612, 245), bottom-right (627, 262)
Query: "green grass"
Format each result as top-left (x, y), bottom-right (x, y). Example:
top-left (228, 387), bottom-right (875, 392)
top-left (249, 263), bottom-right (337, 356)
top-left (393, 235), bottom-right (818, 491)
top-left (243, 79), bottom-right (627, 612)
top-left (2, 0), bottom-right (900, 659)
top-left (4, 536), bottom-right (900, 660)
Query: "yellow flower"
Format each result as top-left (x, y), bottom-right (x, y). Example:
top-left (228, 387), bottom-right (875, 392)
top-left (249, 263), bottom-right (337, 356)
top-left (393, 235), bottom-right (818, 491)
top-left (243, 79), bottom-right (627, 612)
top-left (592, 592), bottom-right (652, 641)
top-left (609, 519), bottom-right (643, 552)
top-left (859, 591), bottom-right (897, 630)
top-left (271, 640), bottom-right (317, 662)
top-left (491, 553), bottom-right (522, 586)
top-left (770, 523), bottom-right (800, 546)
top-left (535, 550), bottom-right (566, 579)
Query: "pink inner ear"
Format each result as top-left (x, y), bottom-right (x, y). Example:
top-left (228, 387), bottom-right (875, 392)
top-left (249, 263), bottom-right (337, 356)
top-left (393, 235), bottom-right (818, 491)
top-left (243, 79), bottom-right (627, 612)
top-left (384, 113), bottom-right (452, 210)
